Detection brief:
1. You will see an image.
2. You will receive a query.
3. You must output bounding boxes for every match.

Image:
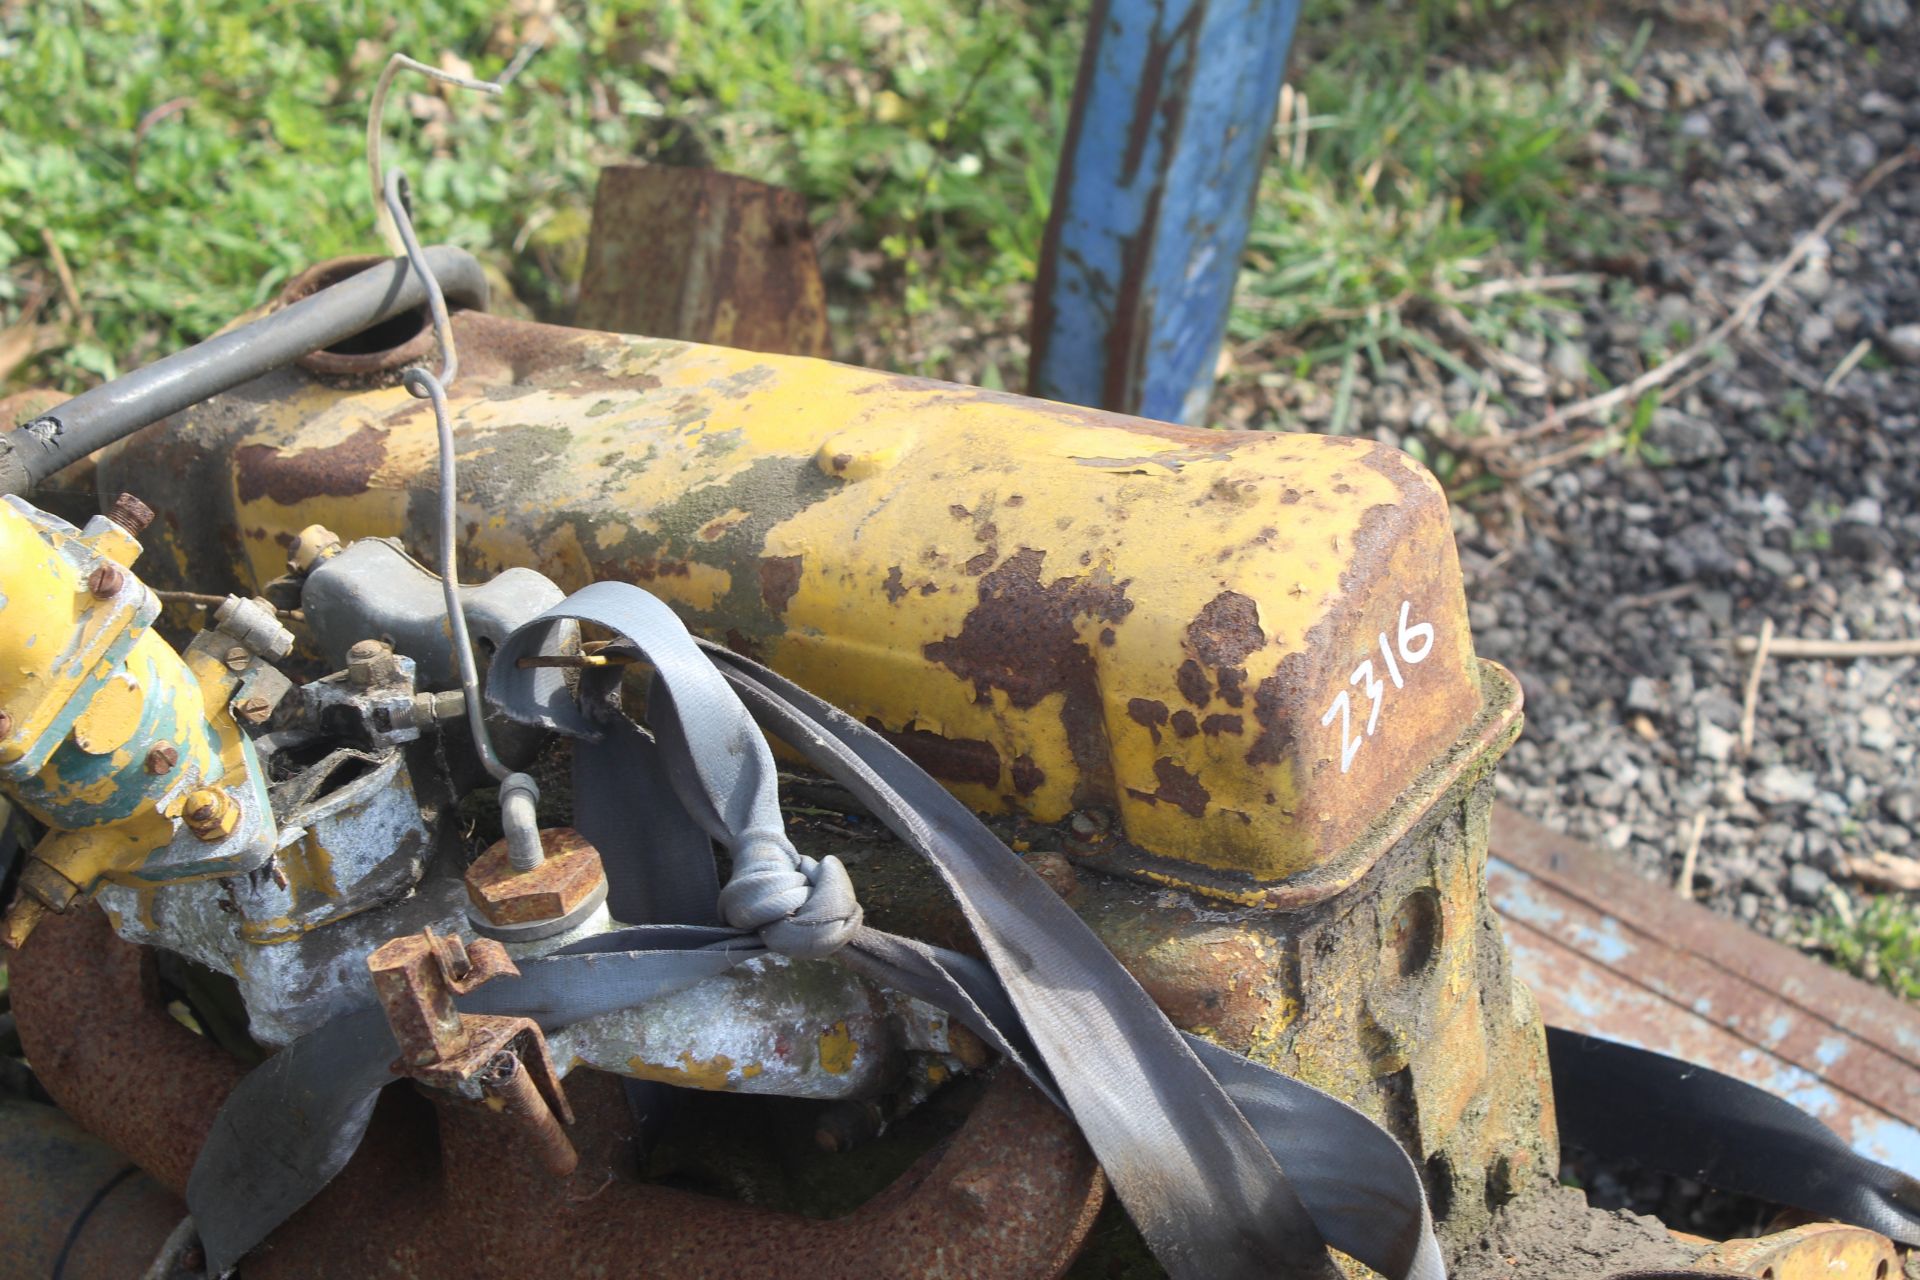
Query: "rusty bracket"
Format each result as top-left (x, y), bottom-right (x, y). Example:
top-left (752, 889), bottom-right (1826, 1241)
top-left (366, 928), bottom-right (577, 1175)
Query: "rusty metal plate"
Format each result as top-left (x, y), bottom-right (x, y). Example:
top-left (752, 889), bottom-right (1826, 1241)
top-left (576, 164), bottom-right (831, 360)
top-left (1489, 804), bottom-right (1920, 1177)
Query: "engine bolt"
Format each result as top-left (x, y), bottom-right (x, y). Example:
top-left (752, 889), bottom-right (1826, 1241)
top-left (347, 638), bottom-right (391, 688)
top-left (233, 696), bottom-right (272, 726)
top-left (183, 788), bottom-right (237, 841)
top-left (0, 710), bottom-right (11, 738)
top-left (144, 743), bottom-right (179, 775)
top-left (105, 492), bottom-right (155, 536)
top-left (224, 646), bottom-right (251, 672)
top-left (86, 564), bottom-right (124, 599)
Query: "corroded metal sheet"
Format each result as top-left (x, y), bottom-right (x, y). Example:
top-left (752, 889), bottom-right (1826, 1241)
top-left (576, 165), bottom-right (830, 360)
top-left (100, 311), bottom-right (1484, 901)
top-left (1489, 805), bottom-right (1920, 1177)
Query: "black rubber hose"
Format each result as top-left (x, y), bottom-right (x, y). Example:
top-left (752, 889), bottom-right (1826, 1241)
top-left (0, 246), bottom-right (488, 495)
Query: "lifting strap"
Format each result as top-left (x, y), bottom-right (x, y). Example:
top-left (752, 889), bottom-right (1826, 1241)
top-left (185, 582), bottom-right (1920, 1276)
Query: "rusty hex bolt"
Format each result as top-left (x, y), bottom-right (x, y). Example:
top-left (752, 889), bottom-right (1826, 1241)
top-left (143, 743), bottom-right (179, 775)
top-left (347, 639), bottom-right (391, 687)
top-left (182, 788), bottom-right (238, 841)
top-left (233, 696), bottom-right (272, 726)
top-left (105, 492), bottom-right (155, 536)
top-left (86, 564), bottom-right (124, 599)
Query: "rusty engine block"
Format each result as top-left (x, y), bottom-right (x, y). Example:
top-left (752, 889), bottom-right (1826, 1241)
top-left (0, 261), bottom-right (1565, 1276)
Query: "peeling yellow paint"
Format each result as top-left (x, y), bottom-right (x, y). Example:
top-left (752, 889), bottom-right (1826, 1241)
top-left (818, 1021), bottom-right (857, 1075)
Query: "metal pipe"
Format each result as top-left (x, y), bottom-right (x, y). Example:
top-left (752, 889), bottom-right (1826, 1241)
top-left (477, 1050), bottom-right (577, 1177)
top-left (0, 245), bottom-right (488, 495)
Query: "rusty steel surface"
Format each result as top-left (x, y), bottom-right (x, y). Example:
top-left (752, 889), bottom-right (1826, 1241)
top-left (100, 308), bottom-right (1484, 904)
top-left (0, 1096), bottom-right (188, 1280)
top-left (1489, 804), bottom-right (1920, 1177)
top-left (8, 905), bottom-right (248, 1194)
top-left (13, 908), bottom-right (1100, 1276)
top-left (465, 826), bottom-right (605, 925)
top-left (1693, 1222), bottom-right (1900, 1278)
top-left (576, 164), bottom-right (831, 360)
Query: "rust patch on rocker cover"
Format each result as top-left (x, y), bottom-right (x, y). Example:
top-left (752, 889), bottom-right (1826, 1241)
top-left (1127, 698), bottom-right (1170, 743)
top-left (1185, 591), bottom-right (1266, 667)
top-left (235, 425), bottom-right (388, 506)
top-left (925, 547), bottom-right (1132, 806)
top-left (758, 555), bottom-right (803, 616)
top-left (1175, 660), bottom-right (1210, 707)
top-left (1126, 758), bottom-right (1210, 818)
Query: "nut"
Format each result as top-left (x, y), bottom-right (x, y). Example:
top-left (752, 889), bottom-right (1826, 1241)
top-left (346, 638), bottom-right (394, 688)
top-left (233, 696), bottom-right (272, 726)
top-left (105, 492), bottom-right (155, 536)
top-left (86, 564), bottom-right (124, 599)
top-left (182, 787), bottom-right (239, 841)
top-left (465, 829), bottom-right (605, 925)
top-left (287, 524), bottom-right (343, 575)
top-left (143, 743), bottom-right (179, 775)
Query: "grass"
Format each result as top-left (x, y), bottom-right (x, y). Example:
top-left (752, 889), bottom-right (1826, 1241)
top-left (0, 0), bottom-right (1076, 393)
top-left (1814, 896), bottom-right (1920, 1003)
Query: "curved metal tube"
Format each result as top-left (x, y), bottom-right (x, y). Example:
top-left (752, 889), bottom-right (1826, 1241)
top-left (9, 908), bottom-right (1105, 1278)
top-left (0, 246), bottom-right (489, 495)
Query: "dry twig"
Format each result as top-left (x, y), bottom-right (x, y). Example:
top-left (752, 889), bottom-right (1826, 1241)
top-left (1729, 634), bottom-right (1920, 659)
top-left (1675, 809), bottom-right (1709, 900)
top-left (39, 228), bottom-right (90, 337)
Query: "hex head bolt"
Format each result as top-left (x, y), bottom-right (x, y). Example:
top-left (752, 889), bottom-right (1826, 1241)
top-left (183, 788), bottom-right (238, 841)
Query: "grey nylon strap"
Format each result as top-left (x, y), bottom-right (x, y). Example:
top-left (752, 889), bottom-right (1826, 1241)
top-left (186, 581), bottom-right (1445, 1278)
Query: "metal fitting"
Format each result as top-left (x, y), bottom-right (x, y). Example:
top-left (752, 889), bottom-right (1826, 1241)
top-left (182, 788), bottom-right (239, 841)
top-left (85, 564), bottom-right (124, 599)
top-left (465, 827), bottom-right (609, 943)
top-left (346, 639), bottom-right (399, 689)
top-left (211, 595), bottom-right (294, 661)
top-left (143, 743), bottom-right (178, 775)
top-left (286, 523), bottom-right (343, 575)
top-left (391, 689), bottom-right (466, 734)
top-left (499, 773), bottom-right (544, 872)
top-left (104, 491), bottom-right (155, 536)
top-left (232, 696), bottom-right (273, 726)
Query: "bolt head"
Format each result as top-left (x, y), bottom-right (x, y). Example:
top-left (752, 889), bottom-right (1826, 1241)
top-left (234, 696), bottom-right (272, 725)
top-left (223, 646), bottom-right (251, 672)
top-left (105, 492), bottom-right (155, 536)
top-left (143, 743), bottom-right (179, 774)
top-left (182, 787), bottom-right (238, 840)
top-left (0, 710), bottom-right (11, 738)
top-left (86, 564), bottom-right (124, 599)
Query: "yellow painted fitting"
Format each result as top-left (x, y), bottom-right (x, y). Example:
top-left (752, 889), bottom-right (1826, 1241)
top-left (287, 523), bottom-right (344, 574)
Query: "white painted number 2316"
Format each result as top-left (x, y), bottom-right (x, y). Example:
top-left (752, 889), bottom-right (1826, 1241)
top-left (1320, 601), bottom-right (1434, 774)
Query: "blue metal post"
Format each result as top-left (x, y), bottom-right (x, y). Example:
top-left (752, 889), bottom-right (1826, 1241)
top-left (1028, 0), bottom-right (1302, 424)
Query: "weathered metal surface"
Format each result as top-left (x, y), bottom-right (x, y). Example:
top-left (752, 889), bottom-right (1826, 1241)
top-left (826, 693), bottom-right (1555, 1250)
top-left (576, 164), bottom-right (831, 360)
top-left (547, 951), bottom-right (915, 1101)
top-left (0, 1097), bottom-right (188, 1280)
top-left (1693, 1222), bottom-right (1900, 1278)
top-left (1489, 804), bottom-right (1920, 1177)
top-left (11, 907), bottom-right (1105, 1278)
top-left (1029, 0), bottom-right (1303, 423)
top-left (100, 309), bottom-right (1484, 904)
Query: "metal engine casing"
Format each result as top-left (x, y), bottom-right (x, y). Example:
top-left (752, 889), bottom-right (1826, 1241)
top-left (95, 306), bottom-right (1557, 1244)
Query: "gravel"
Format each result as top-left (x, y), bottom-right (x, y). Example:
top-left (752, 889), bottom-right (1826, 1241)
top-left (1447, 14), bottom-right (1920, 946)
